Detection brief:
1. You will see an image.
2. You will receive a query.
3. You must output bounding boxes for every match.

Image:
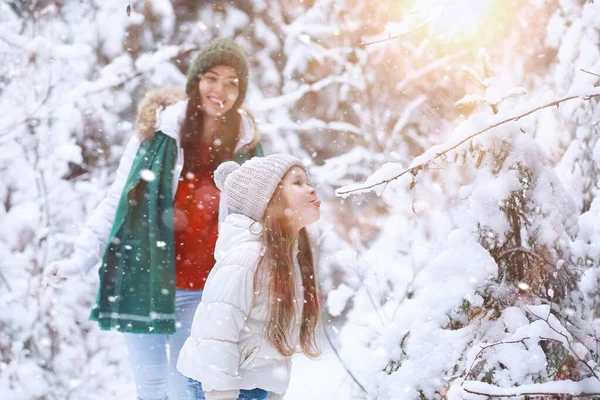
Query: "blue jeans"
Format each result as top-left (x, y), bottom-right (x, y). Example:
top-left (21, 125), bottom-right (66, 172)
top-left (187, 378), bottom-right (268, 400)
top-left (124, 289), bottom-right (203, 400)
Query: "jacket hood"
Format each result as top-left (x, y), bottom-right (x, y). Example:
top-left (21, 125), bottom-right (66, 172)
top-left (134, 86), bottom-right (260, 148)
top-left (135, 86), bottom-right (187, 141)
top-left (214, 214), bottom-right (263, 263)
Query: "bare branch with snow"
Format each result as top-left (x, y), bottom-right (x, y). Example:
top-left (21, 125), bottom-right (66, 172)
top-left (336, 90), bottom-right (600, 197)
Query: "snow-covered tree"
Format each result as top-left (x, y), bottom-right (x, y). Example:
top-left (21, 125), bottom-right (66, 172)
top-left (329, 1), bottom-right (600, 398)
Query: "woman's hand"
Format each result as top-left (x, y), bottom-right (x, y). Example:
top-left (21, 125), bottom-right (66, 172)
top-left (43, 259), bottom-right (83, 288)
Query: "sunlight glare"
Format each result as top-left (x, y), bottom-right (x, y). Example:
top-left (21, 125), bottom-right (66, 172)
top-left (403, 0), bottom-right (504, 44)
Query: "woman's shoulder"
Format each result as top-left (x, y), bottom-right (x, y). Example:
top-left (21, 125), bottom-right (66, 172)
top-left (135, 86), bottom-right (187, 141)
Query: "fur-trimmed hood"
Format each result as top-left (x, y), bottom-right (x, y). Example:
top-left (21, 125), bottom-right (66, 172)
top-left (134, 86), bottom-right (260, 148)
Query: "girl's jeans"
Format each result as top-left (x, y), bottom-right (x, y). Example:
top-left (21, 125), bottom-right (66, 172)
top-left (124, 289), bottom-right (203, 400)
top-left (187, 378), bottom-right (269, 400)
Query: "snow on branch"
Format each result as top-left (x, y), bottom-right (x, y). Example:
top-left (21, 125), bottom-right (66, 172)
top-left (358, 0), bottom-right (459, 47)
top-left (359, 17), bottom-right (435, 47)
top-left (460, 306), bottom-right (600, 398)
top-left (462, 66), bottom-right (488, 88)
top-left (463, 378), bottom-right (600, 398)
top-left (336, 88), bottom-right (600, 197)
top-left (252, 75), bottom-right (350, 112)
top-left (454, 94), bottom-right (487, 109)
top-left (294, 118), bottom-right (362, 136)
top-left (581, 68), bottom-right (600, 79)
top-left (526, 307), bottom-right (600, 381)
top-left (396, 51), bottom-right (467, 93)
top-left (462, 338), bottom-right (530, 385)
top-left (455, 85), bottom-right (527, 112)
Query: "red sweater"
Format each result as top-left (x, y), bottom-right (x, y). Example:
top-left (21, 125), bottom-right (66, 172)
top-left (173, 144), bottom-right (220, 290)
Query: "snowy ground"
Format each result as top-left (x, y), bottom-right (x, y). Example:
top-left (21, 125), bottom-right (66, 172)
top-left (286, 344), bottom-right (354, 400)
top-left (112, 337), bottom-right (355, 399)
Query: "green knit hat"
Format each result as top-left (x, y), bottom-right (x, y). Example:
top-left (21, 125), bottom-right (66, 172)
top-left (186, 38), bottom-right (249, 109)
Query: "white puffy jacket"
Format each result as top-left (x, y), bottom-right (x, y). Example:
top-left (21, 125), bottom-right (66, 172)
top-left (71, 88), bottom-right (259, 275)
top-left (177, 213), bottom-right (304, 396)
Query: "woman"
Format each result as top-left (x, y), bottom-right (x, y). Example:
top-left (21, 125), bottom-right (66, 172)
top-left (45, 38), bottom-right (263, 400)
top-left (177, 155), bottom-right (322, 400)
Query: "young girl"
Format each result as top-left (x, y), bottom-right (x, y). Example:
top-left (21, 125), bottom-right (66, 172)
top-left (45, 38), bottom-right (263, 400)
top-left (177, 154), bottom-right (322, 400)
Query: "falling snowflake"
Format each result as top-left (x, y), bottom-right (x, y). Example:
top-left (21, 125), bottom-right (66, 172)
top-left (140, 169), bottom-right (156, 182)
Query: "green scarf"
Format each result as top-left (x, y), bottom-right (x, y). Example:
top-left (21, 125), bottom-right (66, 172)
top-left (90, 132), bottom-right (178, 334)
top-left (89, 132), bottom-right (262, 334)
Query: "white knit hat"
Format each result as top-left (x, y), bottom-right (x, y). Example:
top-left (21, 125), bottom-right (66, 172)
top-left (214, 154), bottom-right (308, 221)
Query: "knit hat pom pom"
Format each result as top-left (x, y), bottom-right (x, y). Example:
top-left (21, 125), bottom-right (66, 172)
top-left (214, 161), bottom-right (240, 190)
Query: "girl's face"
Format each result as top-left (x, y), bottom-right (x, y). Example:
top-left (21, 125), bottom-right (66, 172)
top-left (280, 166), bottom-right (321, 231)
top-left (198, 65), bottom-right (240, 117)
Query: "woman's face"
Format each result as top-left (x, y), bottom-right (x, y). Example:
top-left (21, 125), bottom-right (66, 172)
top-left (198, 65), bottom-right (240, 117)
top-left (280, 166), bottom-right (321, 231)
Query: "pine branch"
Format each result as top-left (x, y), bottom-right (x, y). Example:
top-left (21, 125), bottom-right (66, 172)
top-left (336, 91), bottom-right (600, 196)
top-left (526, 307), bottom-right (600, 381)
top-left (461, 338), bottom-right (529, 385)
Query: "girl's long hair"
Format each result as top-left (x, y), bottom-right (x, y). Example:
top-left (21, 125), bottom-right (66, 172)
top-left (255, 183), bottom-right (321, 358)
top-left (180, 84), bottom-right (241, 173)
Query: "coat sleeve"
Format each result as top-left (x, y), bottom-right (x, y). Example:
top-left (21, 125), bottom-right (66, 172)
top-left (72, 135), bottom-right (141, 274)
top-left (176, 248), bottom-right (259, 391)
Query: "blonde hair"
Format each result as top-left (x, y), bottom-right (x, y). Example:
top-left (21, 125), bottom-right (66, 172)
top-left (254, 181), bottom-right (321, 358)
